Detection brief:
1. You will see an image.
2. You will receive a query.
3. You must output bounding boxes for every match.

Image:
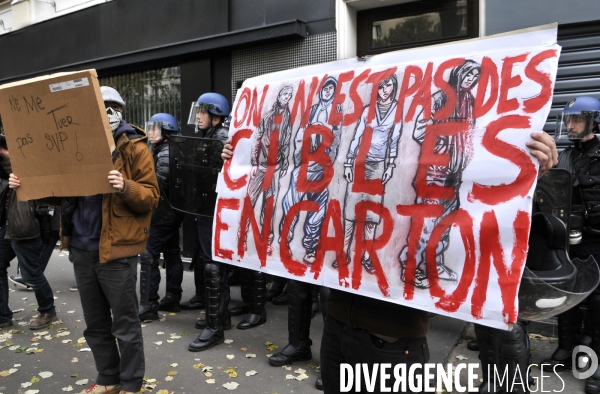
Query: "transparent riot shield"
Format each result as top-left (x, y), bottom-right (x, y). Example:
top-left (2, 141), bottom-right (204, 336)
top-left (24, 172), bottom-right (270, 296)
top-left (518, 256), bottom-right (600, 321)
top-left (169, 135), bottom-right (224, 216)
top-left (518, 169), bottom-right (600, 321)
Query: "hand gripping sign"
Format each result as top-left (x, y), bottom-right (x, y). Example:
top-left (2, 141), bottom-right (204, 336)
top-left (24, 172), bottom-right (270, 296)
top-left (213, 24), bottom-right (562, 329)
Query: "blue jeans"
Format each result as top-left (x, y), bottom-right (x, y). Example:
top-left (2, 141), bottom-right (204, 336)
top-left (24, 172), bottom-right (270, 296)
top-left (70, 246), bottom-right (144, 392)
top-left (11, 236), bottom-right (57, 314)
top-left (0, 225), bottom-right (16, 321)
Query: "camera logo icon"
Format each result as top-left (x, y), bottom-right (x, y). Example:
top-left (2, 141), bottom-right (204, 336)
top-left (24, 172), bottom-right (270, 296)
top-left (573, 346), bottom-right (599, 379)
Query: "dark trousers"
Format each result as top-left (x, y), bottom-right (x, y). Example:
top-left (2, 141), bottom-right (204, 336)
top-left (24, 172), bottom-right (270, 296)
top-left (0, 225), bottom-right (16, 321)
top-left (70, 246), bottom-right (144, 392)
top-left (11, 234), bottom-right (58, 314)
top-left (320, 316), bottom-right (428, 394)
top-left (148, 212), bottom-right (185, 298)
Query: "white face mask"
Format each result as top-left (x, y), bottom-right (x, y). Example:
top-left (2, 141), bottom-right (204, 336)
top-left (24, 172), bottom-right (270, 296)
top-left (106, 107), bottom-right (123, 132)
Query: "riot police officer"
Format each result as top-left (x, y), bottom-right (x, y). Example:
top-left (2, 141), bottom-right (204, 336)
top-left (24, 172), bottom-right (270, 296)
top-left (546, 96), bottom-right (600, 394)
top-left (138, 113), bottom-right (186, 321)
top-left (186, 93), bottom-right (230, 352)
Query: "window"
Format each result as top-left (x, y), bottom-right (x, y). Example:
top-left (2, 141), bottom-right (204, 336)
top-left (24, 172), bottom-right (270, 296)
top-left (357, 0), bottom-right (478, 57)
top-left (99, 66), bottom-right (181, 128)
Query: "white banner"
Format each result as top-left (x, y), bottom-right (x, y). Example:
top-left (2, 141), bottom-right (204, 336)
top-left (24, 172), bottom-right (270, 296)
top-left (213, 25), bottom-right (561, 329)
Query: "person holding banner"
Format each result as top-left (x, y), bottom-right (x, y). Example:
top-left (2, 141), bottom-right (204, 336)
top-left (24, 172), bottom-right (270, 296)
top-left (13, 86), bottom-right (160, 394)
top-left (138, 113), bottom-right (186, 321)
top-left (186, 92), bottom-right (231, 352)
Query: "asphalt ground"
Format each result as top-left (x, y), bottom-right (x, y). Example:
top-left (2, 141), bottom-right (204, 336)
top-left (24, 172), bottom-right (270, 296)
top-left (0, 248), bottom-right (476, 394)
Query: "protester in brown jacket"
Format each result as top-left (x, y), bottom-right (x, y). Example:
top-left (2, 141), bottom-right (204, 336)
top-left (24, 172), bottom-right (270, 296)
top-left (11, 86), bottom-right (159, 394)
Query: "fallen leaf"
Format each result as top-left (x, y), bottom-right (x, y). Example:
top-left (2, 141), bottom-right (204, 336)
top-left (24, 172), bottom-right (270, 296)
top-left (156, 331), bottom-right (165, 335)
top-left (193, 363), bottom-right (204, 370)
top-left (62, 339), bottom-right (72, 344)
top-left (202, 366), bottom-right (213, 372)
top-left (294, 368), bottom-right (306, 374)
top-left (31, 376), bottom-right (40, 383)
top-left (224, 339), bottom-right (233, 344)
top-left (296, 373), bottom-right (309, 381)
top-left (169, 312), bottom-right (177, 316)
top-left (285, 374), bottom-right (296, 380)
top-left (206, 379), bottom-right (215, 384)
top-left (226, 354), bottom-right (235, 360)
top-left (246, 370), bottom-right (258, 376)
top-left (178, 332), bottom-right (188, 336)
top-left (21, 381), bottom-right (33, 388)
top-left (79, 348), bottom-right (92, 352)
top-left (167, 370), bottom-right (178, 376)
top-left (71, 374), bottom-right (79, 378)
top-left (67, 310), bottom-right (75, 314)
top-left (222, 382), bottom-right (239, 390)
top-left (0, 370), bottom-right (11, 377)
top-left (39, 371), bottom-right (53, 378)
top-left (71, 357), bottom-right (79, 363)
top-left (62, 385), bottom-right (73, 391)
top-left (166, 340), bottom-right (174, 343)
top-left (307, 362), bottom-right (320, 369)
top-left (246, 353), bottom-right (256, 358)
top-left (26, 348), bottom-right (38, 354)
top-left (456, 355), bottom-right (468, 361)
top-left (205, 372), bottom-right (213, 377)
top-left (170, 363), bottom-right (178, 368)
top-left (77, 337), bottom-right (86, 344)
top-left (153, 341), bottom-right (163, 346)
top-left (283, 366), bottom-right (292, 371)
top-left (240, 347), bottom-right (247, 351)
top-left (225, 367), bottom-right (237, 378)
top-left (24, 390), bottom-right (40, 394)
top-left (157, 390), bottom-right (169, 394)
top-left (529, 333), bottom-right (544, 340)
top-left (146, 378), bottom-right (157, 383)
top-left (165, 376), bottom-right (173, 382)
top-left (75, 379), bottom-right (89, 385)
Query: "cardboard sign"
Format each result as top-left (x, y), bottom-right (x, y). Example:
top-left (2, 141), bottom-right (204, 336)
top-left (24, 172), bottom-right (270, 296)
top-left (213, 24), bottom-right (561, 329)
top-left (0, 70), bottom-right (116, 200)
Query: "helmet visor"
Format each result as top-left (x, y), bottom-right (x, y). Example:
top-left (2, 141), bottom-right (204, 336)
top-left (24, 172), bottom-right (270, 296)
top-left (555, 111), bottom-right (596, 143)
top-left (187, 102), bottom-right (217, 127)
top-left (145, 121), bottom-right (164, 144)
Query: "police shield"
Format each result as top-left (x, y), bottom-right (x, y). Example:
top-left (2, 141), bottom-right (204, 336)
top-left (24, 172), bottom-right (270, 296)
top-left (169, 135), bottom-right (224, 216)
top-left (518, 169), bottom-right (600, 321)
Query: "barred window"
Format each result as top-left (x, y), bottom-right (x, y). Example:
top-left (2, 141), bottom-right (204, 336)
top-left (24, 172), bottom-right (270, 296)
top-left (99, 66), bottom-right (181, 129)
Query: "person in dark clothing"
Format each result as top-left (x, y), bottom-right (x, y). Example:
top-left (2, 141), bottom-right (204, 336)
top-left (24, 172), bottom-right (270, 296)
top-left (138, 113), bottom-right (186, 321)
top-left (544, 96), bottom-right (600, 394)
top-left (5, 144), bottom-right (60, 331)
top-left (0, 145), bottom-right (17, 328)
top-left (186, 92), bottom-right (230, 352)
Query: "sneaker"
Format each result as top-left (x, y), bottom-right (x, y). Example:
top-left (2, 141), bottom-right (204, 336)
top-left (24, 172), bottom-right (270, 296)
top-left (70, 283), bottom-right (78, 291)
top-left (29, 312), bottom-right (57, 330)
top-left (80, 383), bottom-right (121, 394)
top-left (9, 276), bottom-right (32, 290)
top-left (0, 319), bottom-right (13, 328)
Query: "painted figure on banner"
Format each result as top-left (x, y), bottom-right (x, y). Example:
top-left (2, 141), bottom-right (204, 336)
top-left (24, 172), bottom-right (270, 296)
top-left (339, 74), bottom-right (402, 273)
top-left (279, 76), bottom-right (341, 265)
top-left (399, 59), bottom-right (481, 289)
top-left (244, 85), bottom-right (294, 255)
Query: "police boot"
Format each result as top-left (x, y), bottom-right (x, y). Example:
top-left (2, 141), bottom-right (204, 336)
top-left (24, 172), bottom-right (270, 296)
top-left (181, 263), bottom-right (205, 310)
top-left (544, 307), bottom-right (579, 371)
top-left (499, 321), bottom-right (530, 393)
top-left (139, 255), bottom-right (159, 321)
top-left (238, 271), bottom-right (267, 330)
top-left (158, 292), bottom-right (182, 313)
top-left (230, 268), bottom-right (250, 316)
top-left (585, 295), bottom-right (600, 394)
top-left (269, 280), bottom-right (313, 366)
top-left (189, 263), bottom-right (226, 352)
top-left (474, 324), bottom-right (501, 393)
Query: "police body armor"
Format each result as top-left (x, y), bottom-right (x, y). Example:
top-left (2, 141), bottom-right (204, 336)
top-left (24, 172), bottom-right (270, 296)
top-left (169, 135), bottom-right (224, 216)
top-left (518, 169), bottom-right (600, 321)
